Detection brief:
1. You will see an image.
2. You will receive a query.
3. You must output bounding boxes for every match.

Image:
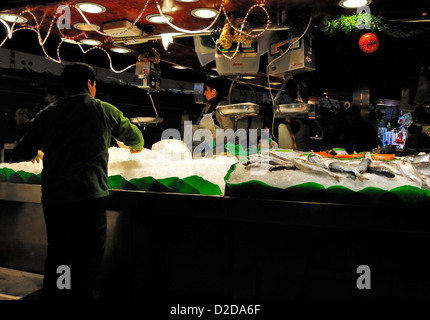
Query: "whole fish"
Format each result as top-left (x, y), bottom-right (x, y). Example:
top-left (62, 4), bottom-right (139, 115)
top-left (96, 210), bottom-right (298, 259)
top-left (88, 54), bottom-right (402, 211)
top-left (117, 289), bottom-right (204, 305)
top-left (373, 161), bottom-right (402, 176)
top-left (328, 160), bottom-right (369, 181)
top-left (405, 153), bottom-right (430, 163)
top-left (366, 166), bottom-right (395, 178)
top-left (268, 164), bottom-right (298, 171)
top-left (308, 153), bottom-right (330, 170)
top-left (413, 162), bottom-right (430, 177)
top-left (242, 157), bottom-right (262, 166)
top-left (292, 158), bottom-right (341, 181)
top-left (356, 158), bottom-right (371, 174)
top-left (243, 157), bottom-right (296, 170)
top-left (398, 159), bottom-right (428, 188)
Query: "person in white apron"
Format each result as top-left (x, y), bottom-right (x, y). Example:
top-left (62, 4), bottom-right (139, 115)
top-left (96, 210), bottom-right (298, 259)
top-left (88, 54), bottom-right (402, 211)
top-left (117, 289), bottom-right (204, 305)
top-left (194, 78), bottom-right (235, 154)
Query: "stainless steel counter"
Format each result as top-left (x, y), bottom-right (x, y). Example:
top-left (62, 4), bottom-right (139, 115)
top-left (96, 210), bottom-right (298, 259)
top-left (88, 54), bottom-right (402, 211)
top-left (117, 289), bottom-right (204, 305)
top-left (2, 182), bottom-right (430, 299)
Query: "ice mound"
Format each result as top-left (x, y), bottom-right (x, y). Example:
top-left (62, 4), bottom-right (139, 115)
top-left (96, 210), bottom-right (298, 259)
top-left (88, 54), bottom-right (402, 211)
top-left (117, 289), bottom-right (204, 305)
top-left (150, 139), bottom-right (192, 161)
top-left (107, 142), bottom-right (236, 194)
top-left (1, 140), bottom-right (237, 194)
top-left (0, 161), bottom-right (42, 175)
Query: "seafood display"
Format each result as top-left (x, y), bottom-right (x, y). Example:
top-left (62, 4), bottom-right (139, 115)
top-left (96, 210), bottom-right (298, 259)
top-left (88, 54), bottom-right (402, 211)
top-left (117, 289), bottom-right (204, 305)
top-left (232, 151), bottom-right (430, 192)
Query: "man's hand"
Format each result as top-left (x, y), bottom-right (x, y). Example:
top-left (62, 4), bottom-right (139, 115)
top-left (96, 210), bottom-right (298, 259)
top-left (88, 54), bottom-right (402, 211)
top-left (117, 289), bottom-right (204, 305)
top-left (130, 146), bottom-right (143, 154)
top-left (31, 150), bottom-right (44, 164)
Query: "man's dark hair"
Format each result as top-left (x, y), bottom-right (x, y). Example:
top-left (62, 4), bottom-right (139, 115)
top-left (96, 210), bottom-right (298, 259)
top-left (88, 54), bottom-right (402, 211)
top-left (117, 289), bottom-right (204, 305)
top-left (61, 62), bottom-right (96, 94)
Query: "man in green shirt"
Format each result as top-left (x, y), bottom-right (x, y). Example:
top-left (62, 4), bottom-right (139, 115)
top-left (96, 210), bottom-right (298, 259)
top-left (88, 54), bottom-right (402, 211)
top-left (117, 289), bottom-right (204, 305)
top-left (16, 62), bottom-right (144, 300)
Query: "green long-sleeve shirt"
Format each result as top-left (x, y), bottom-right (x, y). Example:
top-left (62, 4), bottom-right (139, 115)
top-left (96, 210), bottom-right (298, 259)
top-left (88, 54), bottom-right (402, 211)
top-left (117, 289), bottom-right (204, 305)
top-left (16, 93), bottom-right (144, 204)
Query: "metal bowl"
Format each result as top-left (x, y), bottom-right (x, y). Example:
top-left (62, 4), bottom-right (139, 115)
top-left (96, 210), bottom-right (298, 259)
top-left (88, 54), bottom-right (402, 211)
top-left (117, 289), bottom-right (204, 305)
top-left (274, 103), bottom-right (310, 118)
top-left (216, 102), bottom-right (260, 119)
top-left (130, 117), bottom-right (164, 126)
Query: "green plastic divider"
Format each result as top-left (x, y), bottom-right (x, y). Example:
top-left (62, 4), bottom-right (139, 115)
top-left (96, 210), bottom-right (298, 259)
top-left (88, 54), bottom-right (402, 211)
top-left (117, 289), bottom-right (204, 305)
top-left (0, 168), bottom-right (222, 196)
top-left (224, 163), bottom-right (430, 207)
top-left (182, 175), bottom-right (222, 195)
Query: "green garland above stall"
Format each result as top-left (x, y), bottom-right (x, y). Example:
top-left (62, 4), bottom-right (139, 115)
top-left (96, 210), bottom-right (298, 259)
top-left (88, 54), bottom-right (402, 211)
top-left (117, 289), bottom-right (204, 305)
top-left (286, 13), bottom-right (430, 38)
top-left (320, 14), bottom-right (430, 38)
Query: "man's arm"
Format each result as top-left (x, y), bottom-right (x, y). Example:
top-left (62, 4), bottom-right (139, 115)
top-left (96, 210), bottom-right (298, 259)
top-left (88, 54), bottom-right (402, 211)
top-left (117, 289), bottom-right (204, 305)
top-left (107, 103), bottom-right (144, 152)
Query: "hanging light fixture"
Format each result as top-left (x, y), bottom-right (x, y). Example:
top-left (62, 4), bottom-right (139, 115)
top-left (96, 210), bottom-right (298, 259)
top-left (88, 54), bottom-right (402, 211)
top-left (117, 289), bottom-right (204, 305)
top-left (76, 2), bottom-right (106, 14)
top-left (339, 0), bottom-right (372, 8)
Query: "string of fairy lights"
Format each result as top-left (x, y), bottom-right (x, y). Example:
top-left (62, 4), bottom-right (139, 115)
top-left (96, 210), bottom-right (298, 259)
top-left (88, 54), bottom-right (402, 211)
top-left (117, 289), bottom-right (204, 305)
top-left (0, 0), bottom-right (274, 73)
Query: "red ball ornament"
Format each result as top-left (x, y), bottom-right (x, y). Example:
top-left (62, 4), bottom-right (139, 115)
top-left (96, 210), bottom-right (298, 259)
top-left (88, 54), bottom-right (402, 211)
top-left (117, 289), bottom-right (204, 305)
top-left (359, 33), bottom-right (380, 53)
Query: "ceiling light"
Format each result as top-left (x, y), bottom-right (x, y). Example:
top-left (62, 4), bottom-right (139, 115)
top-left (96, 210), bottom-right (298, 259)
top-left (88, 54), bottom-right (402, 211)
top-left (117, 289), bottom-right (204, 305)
top-left (0, 13), bottom-right (27, 24)
top-left (76, 2), bottom-right (106, 14)
top-left (172, 65), bottom-right (188, 69)
top-left (339, 0), bottom-right (372, 8)
top-left (191, 8), bottom-right (218, 19)
top-left (111, 47), bottom-right (131, 54)
top-left (61, 37), bottom-right (80, 44)
top-left (74, 22), bottom-right (100, 31)
top-left (81, 39), bottom-right (102, 46)
top-left (241, 75), bottom-right (256, 80)
top-left (146, 14), bottom-right (173, 24)
top-left (270, 82), bottom-right (282, 86)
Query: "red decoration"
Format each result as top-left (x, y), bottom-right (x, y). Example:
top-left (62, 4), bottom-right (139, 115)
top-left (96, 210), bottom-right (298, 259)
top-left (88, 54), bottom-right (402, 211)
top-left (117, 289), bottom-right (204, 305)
top-left (359, 33), bottom-right (380, 53)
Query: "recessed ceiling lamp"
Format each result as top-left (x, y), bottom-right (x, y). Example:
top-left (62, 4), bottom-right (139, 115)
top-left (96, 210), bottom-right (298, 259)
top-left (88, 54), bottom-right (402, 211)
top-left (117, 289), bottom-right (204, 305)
top-left (146, 14), bottom-right (173, 24)
top-left (61, 38), bottom-right (80, 44)
top-left (241, 75), bottom-right (256, 80)
top-left (111, 47), bottom-right (131, 54)
top-left (74, 22), bottom-right (100, 31)
top-left (76, 2), bottom-right (106, 14)
top-left (191, 8), bottom-right (218, 19)
top-left (0, 13), bottom-right (27, 24)
top-left (339, 0), bottom-right (372, 8)
top-left (270, 81), bottom-right (282, 86)
top-left (81, 39), bottom-right (102, 46)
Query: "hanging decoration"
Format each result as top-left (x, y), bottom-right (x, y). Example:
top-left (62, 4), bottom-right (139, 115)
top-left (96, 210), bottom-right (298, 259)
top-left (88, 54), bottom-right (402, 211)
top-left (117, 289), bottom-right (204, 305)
top-left (320, 14), bottom-right (430, 38)
top-left (0, 0), bottom-right (272, 72)
top-left (219, 18), bottom-right (253, 50)
top-left (358, 32), bottom-right (379, 53)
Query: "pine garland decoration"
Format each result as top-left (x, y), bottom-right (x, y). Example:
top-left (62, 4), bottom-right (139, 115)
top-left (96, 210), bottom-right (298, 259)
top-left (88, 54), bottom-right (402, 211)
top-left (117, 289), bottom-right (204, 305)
top-left (319, 13), bottom-right (430, 38)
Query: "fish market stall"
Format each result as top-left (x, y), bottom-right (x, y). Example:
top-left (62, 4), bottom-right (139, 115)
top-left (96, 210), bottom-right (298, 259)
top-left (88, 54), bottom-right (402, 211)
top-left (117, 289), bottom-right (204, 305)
top-left (226, 151), bottom-right (430, 207)
top-left (2, 142), bottom-right (430, 299)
